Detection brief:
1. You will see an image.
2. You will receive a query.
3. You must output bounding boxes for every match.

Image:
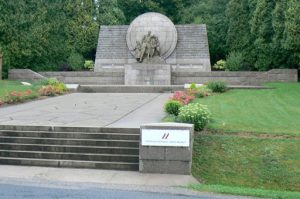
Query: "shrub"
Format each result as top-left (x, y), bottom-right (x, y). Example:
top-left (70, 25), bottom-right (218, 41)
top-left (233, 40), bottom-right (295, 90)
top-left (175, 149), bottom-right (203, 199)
top-left (38, 86), bottom-right (58, 96)
top-left (178, 103), bottom-right (210, 131)
top-left (171, 91), bottom-right (195, 105)
top-left (207, 81), bottom-right (228, 93)
top-left (226, 51), bottom-right (244, 71)
top-left (55, 82), bottom-right (68, 94)
top-left (213, 59), bottom-right (226, 70)
top-left (0, 100), bottom-right (4, 106)
top-left (59, 63), bottom-right (72, 71)
top-left (84, 60), bottom-right (95, 71)
top-left (195, 85), bottom-right (212, 98)
top-left (190, 83), bottom-right (197, 90)
top-left (164, 100), bottom-right (183, 116)
top-left (67, 52), bottom-right (84, 71)
top-left (47, 78), bottom-right (60, 86)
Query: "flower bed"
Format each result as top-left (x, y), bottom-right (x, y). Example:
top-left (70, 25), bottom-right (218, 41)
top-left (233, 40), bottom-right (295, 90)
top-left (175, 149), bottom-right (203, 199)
top-left (0, 78), bottom-right (68, 107)
top-left (164, 82), bottom-right (227, 131)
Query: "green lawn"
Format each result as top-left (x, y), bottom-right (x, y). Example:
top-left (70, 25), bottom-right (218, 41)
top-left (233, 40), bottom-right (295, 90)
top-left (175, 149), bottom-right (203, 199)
top-left (192, 134), bottom-right (300, 192)
top-left (198, 83), bottom-right (300, 136)
top-left (189, 184), bottom-right (300, 199)
top-left (0, 80), bottom-right (42, 100)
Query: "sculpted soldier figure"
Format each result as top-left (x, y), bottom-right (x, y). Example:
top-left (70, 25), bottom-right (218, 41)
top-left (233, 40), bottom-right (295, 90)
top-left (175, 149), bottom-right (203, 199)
top-left (134, 31), bottom-right (161, 63)
top-left (139, 31), bottom-right (152, 62)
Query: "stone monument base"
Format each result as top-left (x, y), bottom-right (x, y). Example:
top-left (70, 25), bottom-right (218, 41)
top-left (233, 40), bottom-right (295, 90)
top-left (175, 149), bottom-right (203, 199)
top-left (125, 64), bottom-right (171, 85)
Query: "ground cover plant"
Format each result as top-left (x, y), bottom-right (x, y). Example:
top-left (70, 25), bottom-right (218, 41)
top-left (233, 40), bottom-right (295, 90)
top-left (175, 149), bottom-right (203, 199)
top-left (192, 133), bottom-right (300, 192)
top-left (164, 82), bottom-right (300, 196)
top-left (189, 184), bottom-right (300, 199)
top-left (200, 83), bottom-right (300, 136)
top-left (0, 79), bottom-right (68, 106)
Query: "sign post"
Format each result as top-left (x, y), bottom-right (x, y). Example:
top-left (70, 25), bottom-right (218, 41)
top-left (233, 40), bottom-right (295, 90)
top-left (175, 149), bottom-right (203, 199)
top-left (140, 123), bottom-right (194, 175)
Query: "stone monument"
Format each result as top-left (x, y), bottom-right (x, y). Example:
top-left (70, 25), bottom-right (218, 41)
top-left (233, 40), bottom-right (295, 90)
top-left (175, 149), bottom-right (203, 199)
top-left (95, 12), bottom-right (211, 85)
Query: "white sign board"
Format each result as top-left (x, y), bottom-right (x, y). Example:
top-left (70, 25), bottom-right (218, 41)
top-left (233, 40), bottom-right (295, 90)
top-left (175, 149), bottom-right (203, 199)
top-left (142, 129), bottom-right (190, 147)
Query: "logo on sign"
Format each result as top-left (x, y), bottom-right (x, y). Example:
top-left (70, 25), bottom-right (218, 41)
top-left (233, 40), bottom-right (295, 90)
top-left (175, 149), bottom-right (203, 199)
top-left (162, 133), bottom-right (169, 139)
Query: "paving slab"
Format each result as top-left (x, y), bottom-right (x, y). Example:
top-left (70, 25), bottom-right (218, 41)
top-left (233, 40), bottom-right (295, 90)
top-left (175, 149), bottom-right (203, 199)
top-left (0, 165), bottom-right (258, 199)
top-left (0, 93), bottom-right (170, 128)
top-left (0, 165), bottom-right (197, 187)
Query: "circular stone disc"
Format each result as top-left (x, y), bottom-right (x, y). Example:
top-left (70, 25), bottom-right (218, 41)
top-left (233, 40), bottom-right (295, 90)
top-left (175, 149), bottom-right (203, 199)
top-left (126, 12), bottom-right (178, 60)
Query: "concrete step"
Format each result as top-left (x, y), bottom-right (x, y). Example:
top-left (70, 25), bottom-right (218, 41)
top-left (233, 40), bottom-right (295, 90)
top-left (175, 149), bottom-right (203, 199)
top-left (0, 137), bottom-right (139, 147)
top-left (78, 85), bottom-right (184, 93)
top-left (0, 143), bottom-right (139, 155)
top-left (0, 130), bottom-right (139, 140)
top-left (0, 150), bottom-right (138, 163)
top-left (0, 126), bottom-right (140, 134)
top-left (0, 157), bottom-right (139, 171)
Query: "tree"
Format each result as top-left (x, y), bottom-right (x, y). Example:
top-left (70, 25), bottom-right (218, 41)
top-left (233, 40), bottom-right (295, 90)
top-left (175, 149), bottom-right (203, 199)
top-left (64, 0), bottom-right (99, 58)
top-left (97, 0), bottom-right (126, 25)
top-left (271, 0), bottom-right (289, 68)
top-left (251, 0), bottom-right (276, 70)
top-left (181, 0), bottom-right (229, 64)
top-left (119, 0), bottom-right (190, 24)
top-left (226, 0), bottom-right (252, 53)
top-left (284, 0), bottom-right (300, 68)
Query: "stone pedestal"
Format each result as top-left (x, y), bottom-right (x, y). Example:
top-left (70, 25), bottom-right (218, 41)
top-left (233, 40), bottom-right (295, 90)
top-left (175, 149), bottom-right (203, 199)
top-left (125, 64), bottom-right (171, 85)
top-left (140, 123), bottom-right (194, 175)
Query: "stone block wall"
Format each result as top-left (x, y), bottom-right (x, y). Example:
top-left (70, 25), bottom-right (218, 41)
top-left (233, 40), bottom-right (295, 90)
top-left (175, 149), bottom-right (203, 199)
top-left (172, 69), bottom-right (298, 86)
top-left (8, 69), bottom-right (298, 86)
top-left (95, 25), bottom-right (211, 72)
top-left (40, 69), bottom-right (124, 85)
top-left (8, 69), bottom-right (46, 81)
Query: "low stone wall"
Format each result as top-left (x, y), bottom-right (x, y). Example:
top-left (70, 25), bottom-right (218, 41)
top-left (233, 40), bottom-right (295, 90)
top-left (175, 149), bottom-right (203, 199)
top-left (8, 69), bottom-right (46, 81)
top-left (39, 69), bottom-right (124, 85)
top-left (172, 69), bottom-right (298, 85)
top-left (8, 69), bottom-right (298, 86)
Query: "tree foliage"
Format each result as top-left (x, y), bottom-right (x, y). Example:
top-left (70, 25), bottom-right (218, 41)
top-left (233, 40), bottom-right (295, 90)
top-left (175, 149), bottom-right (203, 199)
top-left (0, 0), bottom-right (299, 78)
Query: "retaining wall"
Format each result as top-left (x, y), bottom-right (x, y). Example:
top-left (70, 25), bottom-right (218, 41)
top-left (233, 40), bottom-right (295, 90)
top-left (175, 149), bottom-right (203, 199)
top-left (8, 69), bottom-right (298, 86)
top-left (172, 69), bottom-right (298, 85)
top-left (8, 69), bottom-right (46, 81)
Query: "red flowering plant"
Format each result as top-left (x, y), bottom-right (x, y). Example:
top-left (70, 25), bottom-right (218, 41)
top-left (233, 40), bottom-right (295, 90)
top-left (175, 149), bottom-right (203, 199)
top-left (0, 100), bottom-right (4, 106)
top-left (5, 91), bottom-right (23, 103)
top-left (171, 91), bottom-right (195, 105)
top-left (4, 89), bottom-right (36, 104)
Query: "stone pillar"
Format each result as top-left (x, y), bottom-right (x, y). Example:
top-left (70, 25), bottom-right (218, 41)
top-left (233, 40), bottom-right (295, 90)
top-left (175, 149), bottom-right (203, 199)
top-left (140, 123), bottom-right (194, 175)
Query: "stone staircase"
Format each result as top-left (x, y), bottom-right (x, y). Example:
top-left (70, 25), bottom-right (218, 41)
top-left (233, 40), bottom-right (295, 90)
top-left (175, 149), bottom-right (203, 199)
top-left (0, 126), bottom-right (140, 171)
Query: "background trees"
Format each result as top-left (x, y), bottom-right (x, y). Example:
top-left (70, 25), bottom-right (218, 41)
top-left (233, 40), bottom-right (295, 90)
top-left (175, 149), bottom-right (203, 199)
top-left (0, 0), bottom-right (299, 78)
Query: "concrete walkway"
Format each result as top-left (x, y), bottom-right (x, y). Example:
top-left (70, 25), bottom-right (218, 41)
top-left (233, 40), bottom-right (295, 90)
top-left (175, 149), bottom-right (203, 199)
top-left (0, 165), bottom-right (257, 199)
top-left (0, 165), bottom-right (197, 187)
top-left (0, 93), bottom-right (171, 128)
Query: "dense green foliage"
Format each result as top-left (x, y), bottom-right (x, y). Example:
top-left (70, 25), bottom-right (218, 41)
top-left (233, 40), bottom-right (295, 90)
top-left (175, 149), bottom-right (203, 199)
top-left (192, 134), bottom-right (300, 192)
top-left (181, 0), bottom-right (299, 71)
top-left (178, 103), bottom-right (210, 131)
top-left (207, 81), bottom-right (228, 93)
top-left (0, 1), bottom-right (299, 78)
top-left (164, 100), bottom-right (183, 116)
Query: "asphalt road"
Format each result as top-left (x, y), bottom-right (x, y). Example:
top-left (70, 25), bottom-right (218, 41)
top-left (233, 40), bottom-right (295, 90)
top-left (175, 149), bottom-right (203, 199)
top-left (0, 183), bottom-right (221, 199)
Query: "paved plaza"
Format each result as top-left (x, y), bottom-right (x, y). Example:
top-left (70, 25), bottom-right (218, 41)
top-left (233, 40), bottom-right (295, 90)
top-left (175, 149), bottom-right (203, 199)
top-left (0, 93), bottom-right (171, 128)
